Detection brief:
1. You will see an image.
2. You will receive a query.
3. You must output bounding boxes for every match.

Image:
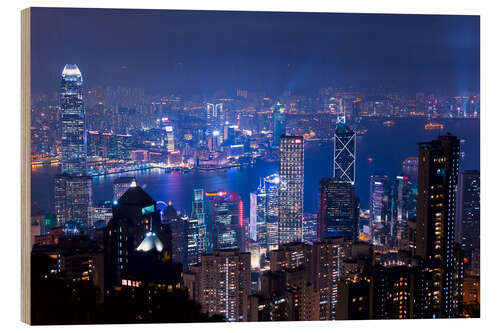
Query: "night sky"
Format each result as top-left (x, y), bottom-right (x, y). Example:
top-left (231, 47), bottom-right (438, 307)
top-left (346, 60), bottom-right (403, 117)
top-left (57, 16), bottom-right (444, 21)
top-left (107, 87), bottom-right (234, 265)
top-left (30, 7), bottom-right (480, 96)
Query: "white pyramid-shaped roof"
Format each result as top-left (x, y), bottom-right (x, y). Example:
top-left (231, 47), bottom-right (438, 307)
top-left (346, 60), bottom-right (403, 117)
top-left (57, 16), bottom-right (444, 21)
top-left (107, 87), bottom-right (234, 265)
top-left (136, 232), bottom-right (164, 252)
top-left (62, 64), bottom-right (82, 78)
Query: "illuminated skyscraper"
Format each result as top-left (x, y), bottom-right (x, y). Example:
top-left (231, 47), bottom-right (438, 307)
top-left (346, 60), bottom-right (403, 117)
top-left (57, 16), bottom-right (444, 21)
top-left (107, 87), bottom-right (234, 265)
top-left (272, 101), bottom-right (286, 148)
top-left (191, 188), bottom-right (211, 254)
top-left (351, 98), bottom-right (361, 122)
top-left (113, 177), bottom-right (135, 201)
top-left (264, 173), bottom-right (280, 249)
top-left (392, 175), bottom-right (418, 244)
top-left (249, 193), bottom-right (257, 241)
top-left (416, 134), bottom-right (460, 318)
top-left (369, 172), bottom-right (391, 243)
top-left (165, 203), bottom-right (186, 266)
top-left (165, 126), bottom-right (175, 152)
top-left (206, 102), bottom-right (224, 125)
top-left (60, 64), bottom-right (87, 176)
top-left (333, 115), bottom-right (356, 184)
top-left (317, 178), bottom-right (359, 241)
top-left (393, 175), bottom-right (417, 223)
top-left (251, 179), bottom-right (268, 248)
top-left (206, 191), bottom-right (246, 251)
top-left (54, 64), bottom-right (92, 227)
top-left (54, 174), bottom-right (92, 226)
top-left (278, 136), bottom-right (304, 244)
top-left (185, 216), bottom-right (202, 265)
top-left (456, 170), bottom-right (480, 268)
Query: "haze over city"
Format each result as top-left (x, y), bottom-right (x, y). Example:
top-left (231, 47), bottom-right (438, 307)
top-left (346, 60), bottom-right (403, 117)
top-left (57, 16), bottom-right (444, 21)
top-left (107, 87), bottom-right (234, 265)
top-left (29, 8), bottom-right (480, 325)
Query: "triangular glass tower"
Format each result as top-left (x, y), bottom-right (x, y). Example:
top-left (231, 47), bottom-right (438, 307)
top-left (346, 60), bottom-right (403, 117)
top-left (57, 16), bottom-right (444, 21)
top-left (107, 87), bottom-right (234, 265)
top-left (333, 109), bottom-right (356, 184)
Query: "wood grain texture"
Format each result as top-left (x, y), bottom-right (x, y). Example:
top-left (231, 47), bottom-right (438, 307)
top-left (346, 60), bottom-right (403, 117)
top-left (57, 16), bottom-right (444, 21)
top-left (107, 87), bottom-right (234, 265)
top-left (21, 7), bottom-right (31, 325)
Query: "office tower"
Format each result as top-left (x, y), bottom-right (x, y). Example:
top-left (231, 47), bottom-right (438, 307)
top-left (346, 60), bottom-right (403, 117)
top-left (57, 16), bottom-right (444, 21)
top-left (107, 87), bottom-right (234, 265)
top-left (207, 130), bottom-right (222, 152)
top-left (115, 133), bottom-right (133, 160)
top-left (223, 124), bottom-right (237, 145)
top-left (87, 130), bottom-right (100, 157)
top-left (206, 191), bottom-right (246, 251)
top-left (416, 134), bottom-right (460, 318)
top-left (249, 192), bottom-right (257, 241)
top-left (251, 179), bottom-right (268, 247)
top-left (312, 237), bottom-right (346, 320)
top-left (249, 241), bottom-right (261, 269)
top-left (113, 177), bottom-right (135, 201)
top-left (393, 175), bottom-right (418, 247)
top-left (54, 174), bottom-right (92, 226)
top-left (333, 115), bottom-right (356, 184)
top-left (264, 173), bottom-right (280, 249)
top-left (185, 249), bottom-right (251, 322)
top-left (317, 178), bottom-right (359, 241)
top-left (272, 101), bottom-right (286, 148)
top-left (54, 65), bottom-right (93, 228)
top-left (456, 170), bottom-right (480, 265)
top-left (184, 216), bottom-right (201, 265)
top-left (60, 64), bottom-right (87, 175)
top-left (191, 188), bottom-right (211, 254)
top-left (369, 172), bottom-right (391, 244)
top-left (165, 126), bottom-right (175, 152)
top-left (162, 202), bottom-right (185, 265)
top-left (302, 213), bottom-right (318, 244)
top-left (90, 202), bottom-right (113, 226)
top-left (351, 98), bottom-right (361, 122)
top-left (393, 175), bottom-right (417, 223)
top-left (278, 136), bottom-right (304, 244)
top-left (206, 102), bottom-right (224, 125)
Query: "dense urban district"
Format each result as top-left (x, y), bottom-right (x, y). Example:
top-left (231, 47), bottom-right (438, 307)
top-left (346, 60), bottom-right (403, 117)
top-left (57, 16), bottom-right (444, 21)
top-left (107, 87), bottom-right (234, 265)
top-left (30, 65), bottom-right (480, 324)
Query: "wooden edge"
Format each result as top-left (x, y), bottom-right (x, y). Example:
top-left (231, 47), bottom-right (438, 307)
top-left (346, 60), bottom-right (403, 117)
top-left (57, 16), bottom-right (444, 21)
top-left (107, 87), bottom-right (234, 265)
top-left (21, 7), bottom-right (31, 325)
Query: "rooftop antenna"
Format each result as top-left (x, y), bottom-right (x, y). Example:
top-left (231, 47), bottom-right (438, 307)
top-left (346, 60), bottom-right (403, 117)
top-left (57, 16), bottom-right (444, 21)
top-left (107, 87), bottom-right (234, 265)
top-left (337, 98), bottom-right (346, 124)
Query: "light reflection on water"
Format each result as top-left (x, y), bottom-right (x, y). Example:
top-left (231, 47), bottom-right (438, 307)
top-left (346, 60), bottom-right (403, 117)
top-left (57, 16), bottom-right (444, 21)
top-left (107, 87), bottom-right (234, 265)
top-left (31, 118), bottom-right (479, 215)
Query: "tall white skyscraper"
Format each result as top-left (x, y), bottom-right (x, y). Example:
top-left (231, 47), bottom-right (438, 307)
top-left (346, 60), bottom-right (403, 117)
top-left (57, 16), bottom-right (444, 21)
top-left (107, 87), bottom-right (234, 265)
top-left (278, 136), bottom-right (304, 244)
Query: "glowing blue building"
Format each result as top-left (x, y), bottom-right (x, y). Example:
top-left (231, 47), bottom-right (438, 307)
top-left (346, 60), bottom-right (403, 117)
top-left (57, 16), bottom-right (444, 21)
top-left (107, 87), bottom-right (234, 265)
top-left (60, 64), bottom-right (86, 176)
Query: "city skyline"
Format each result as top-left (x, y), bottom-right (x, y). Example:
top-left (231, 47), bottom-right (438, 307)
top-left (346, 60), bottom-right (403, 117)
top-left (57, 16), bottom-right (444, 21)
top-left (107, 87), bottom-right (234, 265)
top-left (28, 8), bottom-right (480, 324)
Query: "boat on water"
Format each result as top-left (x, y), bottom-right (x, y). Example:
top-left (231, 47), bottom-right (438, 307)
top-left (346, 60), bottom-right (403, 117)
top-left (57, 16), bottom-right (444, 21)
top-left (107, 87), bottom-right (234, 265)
top-left (425, 122), bottom-right (444, 130)
top-left (383, 120), bottom-right (395, 127)
top-left (355, 128), bottom-right (368, 136)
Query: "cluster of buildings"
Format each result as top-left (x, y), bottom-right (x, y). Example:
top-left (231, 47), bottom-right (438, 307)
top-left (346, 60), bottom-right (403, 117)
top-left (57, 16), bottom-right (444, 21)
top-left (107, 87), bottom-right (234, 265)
top-left (31, 70), bottom-right (480, 173)
top-left (30, 64), bottom-right (480, 323)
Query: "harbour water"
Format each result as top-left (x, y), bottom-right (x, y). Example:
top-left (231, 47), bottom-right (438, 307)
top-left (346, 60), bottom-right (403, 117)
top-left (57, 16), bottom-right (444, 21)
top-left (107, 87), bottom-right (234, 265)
top-left (31, 118), bottom-right (480, 216)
